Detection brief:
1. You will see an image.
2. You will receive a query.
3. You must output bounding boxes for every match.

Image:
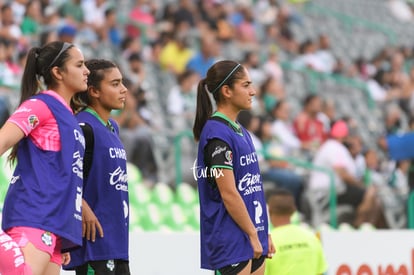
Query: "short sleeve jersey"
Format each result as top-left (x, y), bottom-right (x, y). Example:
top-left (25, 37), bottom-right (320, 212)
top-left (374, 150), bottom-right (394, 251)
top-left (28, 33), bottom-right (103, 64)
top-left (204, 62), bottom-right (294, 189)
top-left (7, 90), bottom-right (70, 150)
top-left (204, 138), bottom-right (233, 171)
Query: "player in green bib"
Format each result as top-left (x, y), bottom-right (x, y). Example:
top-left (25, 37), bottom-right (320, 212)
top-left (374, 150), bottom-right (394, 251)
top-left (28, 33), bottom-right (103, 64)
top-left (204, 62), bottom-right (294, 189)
top-left (265, 189), bottom-right (328, 275)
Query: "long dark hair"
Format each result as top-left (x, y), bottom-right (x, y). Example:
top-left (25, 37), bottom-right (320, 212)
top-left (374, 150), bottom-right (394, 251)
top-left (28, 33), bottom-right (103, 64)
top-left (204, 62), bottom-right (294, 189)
top-left (193, 60), bottom-right (245, 141)
top-left (8, 41), bottom-right (74, 164)
top-left (71, 59), bottom-right (118, 113)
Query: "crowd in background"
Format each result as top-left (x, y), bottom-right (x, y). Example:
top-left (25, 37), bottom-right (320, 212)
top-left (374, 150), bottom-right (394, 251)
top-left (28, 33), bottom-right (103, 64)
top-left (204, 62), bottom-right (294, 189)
top-left (1, 0), bottom-right (414, 229)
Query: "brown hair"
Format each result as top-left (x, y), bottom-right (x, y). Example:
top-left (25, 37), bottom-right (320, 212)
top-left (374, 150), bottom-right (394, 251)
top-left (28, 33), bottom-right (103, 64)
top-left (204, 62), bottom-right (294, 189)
top-left (192, 60), bottom-right (245, 141)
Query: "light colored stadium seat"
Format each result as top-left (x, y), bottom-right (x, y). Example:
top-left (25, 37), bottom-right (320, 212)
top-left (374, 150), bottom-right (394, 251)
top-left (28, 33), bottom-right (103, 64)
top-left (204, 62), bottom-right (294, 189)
top-left (175, 182), bottom-right (198, 207)
top-left (151, 183), bottom-right (174, 206)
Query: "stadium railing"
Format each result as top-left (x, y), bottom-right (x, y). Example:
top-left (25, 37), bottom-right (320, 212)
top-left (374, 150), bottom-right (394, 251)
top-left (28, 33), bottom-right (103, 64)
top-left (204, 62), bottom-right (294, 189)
top-left (408, 190), bottom-right (414, 229)
top-left (263, 153), bottom-right (338, 228)
top-left (280, 61), bottom-right (375, 109)
top-left (174, 129), bottom-right (194, 186)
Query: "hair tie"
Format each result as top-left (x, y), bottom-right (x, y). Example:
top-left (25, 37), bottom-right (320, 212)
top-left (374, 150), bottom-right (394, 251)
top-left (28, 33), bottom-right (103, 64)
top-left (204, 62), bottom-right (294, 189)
top-left (211, 63), bottom-right (241, 94)
top-left (204, 84), bottom-right (210, 93)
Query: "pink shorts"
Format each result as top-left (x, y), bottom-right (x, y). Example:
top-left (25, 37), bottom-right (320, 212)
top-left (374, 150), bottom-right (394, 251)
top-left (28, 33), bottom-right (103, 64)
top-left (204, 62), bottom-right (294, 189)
top-left (0, 229), bottom-right (29, 275)
top-left (6, 227), bottom-right (63, 265)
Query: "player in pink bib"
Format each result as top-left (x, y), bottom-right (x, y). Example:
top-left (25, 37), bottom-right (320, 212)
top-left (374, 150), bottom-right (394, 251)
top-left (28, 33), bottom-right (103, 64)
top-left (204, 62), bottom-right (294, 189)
top-left (0, 41), bottom-right (89, 275)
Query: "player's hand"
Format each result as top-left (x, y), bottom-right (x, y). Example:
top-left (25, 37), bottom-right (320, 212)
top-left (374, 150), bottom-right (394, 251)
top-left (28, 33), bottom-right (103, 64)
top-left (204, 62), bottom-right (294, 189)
top-left (62, 252), bottom-right (71, 265)
top-left (82, 199), bottom-right (104, 241)
top-left (249, 234), bottom-right (263, 259)
top-left (267, 234), bottom-right (276, 258)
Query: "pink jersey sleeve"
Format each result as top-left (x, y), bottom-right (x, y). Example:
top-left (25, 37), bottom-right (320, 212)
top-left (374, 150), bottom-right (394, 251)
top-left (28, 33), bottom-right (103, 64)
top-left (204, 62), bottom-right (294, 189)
top-left (7, 98), bottom-right (61, 151)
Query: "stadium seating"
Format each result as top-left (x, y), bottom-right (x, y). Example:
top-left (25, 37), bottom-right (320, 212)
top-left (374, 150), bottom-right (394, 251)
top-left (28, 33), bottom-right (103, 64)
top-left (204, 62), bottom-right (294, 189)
top-left (128, 175), bottom-right (200, 232)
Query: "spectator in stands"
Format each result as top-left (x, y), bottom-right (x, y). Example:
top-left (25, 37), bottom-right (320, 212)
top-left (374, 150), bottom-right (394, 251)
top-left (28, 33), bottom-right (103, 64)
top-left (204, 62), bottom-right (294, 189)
top-left (274, 5), bottom-right (298, 54)
top-left (260, 76), bottom-right (285, 114)
top-left (384, 103), bottom-right (406, 135)
top-left (292, 39), bottom-right (325, 72)
top-left (366, 69), bottom-right (402, 103)
top-left (242, 50), bottom-right (266, 88)
top-left (159, 31), bottom-right (193, 75)
top-left (265, 188), bottom-right (328, 275)
top-left (314, 34), bottom-right (336, 74)
top-left (173, 0), bottom-right (197, 32)
top-left (123, 52), bottom-right (146, 93)
top-left (263, 47), bottom-right (284, 85)
top-left (256, 116), bottom-right (305, 209)
top-left (10, 0), bottom-right (27, 25)
top-left (186, 34), bottom-right (219, 78)
top-left (0, 37), bottom-right (19, 119)
top-left (57, 24), bottom-right (77, 44)
top-left (59, 0), bottom-right (84, 26)
top-left (363, 148), bottom-right (409, 228)
top-left (103, 7), bottom-right (122, 49)
top-left (0, 37), bottom-right (19, 88)
top-left (309, 120), bottom-right (381, 227)
top-left (271, 100), bottom-right (310, 156)
top-left (236, 6), bottom-right (259, 47)
top-left (125, 0), bottom-right (156, 40)
top-left (214, 2), bottom-right (235, 43)
top-left (167, 69), bottom-right (198, 131)
top-left (20, 0), bottom-right (42, 37)
top-left (80, 0), bottom-right (109, 33)
top-left (317, 98), bottom-right (336, 133)
top-left (386, 50), bottom-right (409, 89)
top-left (293, 94), bottom-right (327, 157)
top-left (0, 3), bottom-right (23, 45)
top-left (345, 135), bottom-right (366, 181)
top-left (402, 66), bottom-right (414, 115)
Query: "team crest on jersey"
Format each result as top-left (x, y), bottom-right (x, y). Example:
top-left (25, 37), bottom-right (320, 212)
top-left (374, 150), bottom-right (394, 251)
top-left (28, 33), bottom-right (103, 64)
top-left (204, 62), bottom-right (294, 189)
top-left (106, 260), bottom-right (115, 271)
top-left (28, 114), bottom-right (39, 129)
top-left (224, 150), bottom-right (233, 166)
top-left (41, 232), bottom-right (53, 246)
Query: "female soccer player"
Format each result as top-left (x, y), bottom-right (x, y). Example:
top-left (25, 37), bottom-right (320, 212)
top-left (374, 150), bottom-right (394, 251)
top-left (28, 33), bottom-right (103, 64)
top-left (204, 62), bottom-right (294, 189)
top-left (67, 59), bottom-right (130, 275)
top-left (193, 60), bottom-right (275, 275)
top-left (0, 41), bottom-right (89, 274)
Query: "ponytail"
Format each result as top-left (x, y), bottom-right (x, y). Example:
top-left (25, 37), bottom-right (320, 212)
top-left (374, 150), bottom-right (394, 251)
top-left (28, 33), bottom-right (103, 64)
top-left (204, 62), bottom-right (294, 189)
top-left (20, 47), bottom-right (41, 105)
top-left (8, 47), bottom-right (41, 164)
top-left (193, 79), bottom-right (213, 142)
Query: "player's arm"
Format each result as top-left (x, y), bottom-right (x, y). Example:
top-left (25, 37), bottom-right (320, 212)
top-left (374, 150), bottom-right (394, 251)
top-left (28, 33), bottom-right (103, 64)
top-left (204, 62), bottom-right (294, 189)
top-left (0, 122), bottom-right (25, 156)
top-left (205, 139), bottom-right (262, 258)
top-left (82, 199), bottom-right (104, 241)
top-left (0, 98), bottom-right (52, 156)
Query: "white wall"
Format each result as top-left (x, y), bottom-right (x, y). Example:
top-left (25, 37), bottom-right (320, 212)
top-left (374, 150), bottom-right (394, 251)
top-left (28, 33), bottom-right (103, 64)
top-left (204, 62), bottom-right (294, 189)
top-left (61, 231), bottom-right (213, 275)
top-left (322, 230), bottom-right (414, 275)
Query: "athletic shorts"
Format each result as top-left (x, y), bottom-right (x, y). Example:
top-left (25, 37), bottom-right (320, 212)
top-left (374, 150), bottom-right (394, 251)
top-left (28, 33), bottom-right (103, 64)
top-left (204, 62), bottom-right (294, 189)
top-left (75, 260), bottom-right (131, 275)
top-left (6, 227), bottom-right (62, 265)
top-left (0, 229), bottom-right (30, 275)
top-left (337, 184), bottom-right (366, 208)
top-left (217, 256), bottom-right (266, 275)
